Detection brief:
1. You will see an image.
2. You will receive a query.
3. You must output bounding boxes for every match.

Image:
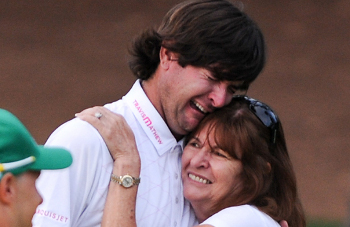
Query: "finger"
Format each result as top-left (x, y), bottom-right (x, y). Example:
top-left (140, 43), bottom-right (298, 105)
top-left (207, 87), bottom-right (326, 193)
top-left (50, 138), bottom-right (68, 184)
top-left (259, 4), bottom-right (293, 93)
top-left (76, 106), bottom-right (103, 115)
top-left (91, 109), bottom-right (131, 133)
top-left (76, 106), bottom-right (136, 150)
top-left (76, 114), bottom-right (105, 133)
top-left (76, 107), bottom-right (126, 139)
top-left (279, 220), bottom-right (289, 227)
top-left (75, 107), bottom-right (106, 130)
top-left (76, 106), bottom-right (109, 121)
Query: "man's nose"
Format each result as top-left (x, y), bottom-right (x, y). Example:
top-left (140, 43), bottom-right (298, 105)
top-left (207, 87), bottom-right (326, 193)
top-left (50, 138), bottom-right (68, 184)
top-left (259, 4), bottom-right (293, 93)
top-left (208, 83), bottom-right (231, 108)
top-left (37, 192), bottom-right (44, 205)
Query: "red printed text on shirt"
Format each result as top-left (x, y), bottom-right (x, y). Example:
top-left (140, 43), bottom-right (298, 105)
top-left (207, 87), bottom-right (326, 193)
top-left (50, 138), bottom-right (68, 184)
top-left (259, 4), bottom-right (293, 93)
top-left (134, 99), bottom-right (163, 144)
top-left (36, 209), bottom-right (69, 223)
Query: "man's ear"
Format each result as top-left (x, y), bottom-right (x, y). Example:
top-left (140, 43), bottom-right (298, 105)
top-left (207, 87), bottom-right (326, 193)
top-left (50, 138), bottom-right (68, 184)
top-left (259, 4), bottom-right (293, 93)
top-left (159, 47), bottom-right (177, 70)
top-left (0, 173), bottom-right (16, 205)
top-left (266, 162), bottom-right (271, 173)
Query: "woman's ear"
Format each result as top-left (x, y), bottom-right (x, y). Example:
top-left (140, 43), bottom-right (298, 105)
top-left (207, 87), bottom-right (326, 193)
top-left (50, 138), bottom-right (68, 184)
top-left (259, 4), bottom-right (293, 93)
top-left (0, 173), bottom-right (16, 205)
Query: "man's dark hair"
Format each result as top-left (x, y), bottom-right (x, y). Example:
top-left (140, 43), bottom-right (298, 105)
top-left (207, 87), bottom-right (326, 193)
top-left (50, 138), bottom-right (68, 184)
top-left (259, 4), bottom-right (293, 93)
top-left (128, 0), bottom-right (266, 88)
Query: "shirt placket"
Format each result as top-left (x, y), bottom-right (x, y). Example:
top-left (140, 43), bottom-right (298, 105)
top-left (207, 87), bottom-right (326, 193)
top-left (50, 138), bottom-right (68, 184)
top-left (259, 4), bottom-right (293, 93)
top-left (169, 144), bottom-right (184, 227)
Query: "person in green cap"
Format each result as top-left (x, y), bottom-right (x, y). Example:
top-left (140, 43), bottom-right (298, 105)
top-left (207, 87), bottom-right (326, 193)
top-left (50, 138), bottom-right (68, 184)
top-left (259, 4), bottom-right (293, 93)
top-left (0, 108), bottom-right (73, 227)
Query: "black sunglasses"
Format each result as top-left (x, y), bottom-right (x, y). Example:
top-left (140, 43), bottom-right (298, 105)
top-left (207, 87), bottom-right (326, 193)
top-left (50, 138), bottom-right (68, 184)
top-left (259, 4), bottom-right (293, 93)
top-left (233, 96), bottom-right (279, 144)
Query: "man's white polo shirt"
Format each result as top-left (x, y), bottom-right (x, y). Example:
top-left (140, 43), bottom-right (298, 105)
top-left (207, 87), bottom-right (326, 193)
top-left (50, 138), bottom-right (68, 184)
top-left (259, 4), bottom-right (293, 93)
top-left (32, 80), bottom-right (197, 227)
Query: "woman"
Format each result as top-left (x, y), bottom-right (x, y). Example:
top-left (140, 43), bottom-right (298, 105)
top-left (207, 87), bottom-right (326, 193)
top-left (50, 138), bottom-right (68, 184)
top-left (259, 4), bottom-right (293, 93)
top-left (76, 96), bottom-right (305, 226)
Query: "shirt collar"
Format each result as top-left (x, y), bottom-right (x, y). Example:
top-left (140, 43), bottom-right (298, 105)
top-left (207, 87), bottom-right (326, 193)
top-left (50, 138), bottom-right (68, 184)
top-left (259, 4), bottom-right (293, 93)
top-left (123, 80), bottom-right (179, 156)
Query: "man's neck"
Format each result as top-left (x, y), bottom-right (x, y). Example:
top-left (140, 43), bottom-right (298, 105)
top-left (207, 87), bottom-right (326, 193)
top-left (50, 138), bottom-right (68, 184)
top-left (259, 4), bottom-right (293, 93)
top-left (141, 79), bottom-right (184, 141)
top-left (141, 79), bottom-right (164, 119)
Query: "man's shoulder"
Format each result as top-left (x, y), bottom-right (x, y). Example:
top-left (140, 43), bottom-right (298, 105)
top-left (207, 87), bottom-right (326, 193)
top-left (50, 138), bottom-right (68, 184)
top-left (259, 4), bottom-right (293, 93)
top-left (50, 99), bottom-right (129, 139)
top-left (45, 118), bottom-right (108, 158)
top-left (49, 117), bottom-right (100, 140)
top-left (104, 99), bottom-right (133, 116)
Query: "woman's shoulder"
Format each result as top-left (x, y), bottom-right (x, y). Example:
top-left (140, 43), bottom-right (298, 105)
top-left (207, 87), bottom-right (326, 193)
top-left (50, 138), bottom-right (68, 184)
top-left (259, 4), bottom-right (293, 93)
top-left (200, 205), bottom-right (280, 227)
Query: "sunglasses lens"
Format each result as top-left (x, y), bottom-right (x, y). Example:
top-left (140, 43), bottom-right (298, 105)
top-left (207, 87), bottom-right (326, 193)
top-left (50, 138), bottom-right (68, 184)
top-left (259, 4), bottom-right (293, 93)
top-left (250, 103), bottom-right (276, 128)
top-left (233, 95), bottom-right (279, 144)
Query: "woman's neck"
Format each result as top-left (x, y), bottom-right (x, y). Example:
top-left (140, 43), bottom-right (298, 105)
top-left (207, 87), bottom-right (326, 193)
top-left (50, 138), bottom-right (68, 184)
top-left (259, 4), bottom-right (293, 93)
top-left (191, 198), bottom-right (240, 223)
top-left (191, 201), bottom-right (217, 223)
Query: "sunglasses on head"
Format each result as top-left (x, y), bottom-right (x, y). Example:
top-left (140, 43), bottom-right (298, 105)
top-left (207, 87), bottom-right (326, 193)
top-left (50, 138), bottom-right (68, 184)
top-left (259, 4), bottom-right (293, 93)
top-left (232, 95), bottom-right (279, 144)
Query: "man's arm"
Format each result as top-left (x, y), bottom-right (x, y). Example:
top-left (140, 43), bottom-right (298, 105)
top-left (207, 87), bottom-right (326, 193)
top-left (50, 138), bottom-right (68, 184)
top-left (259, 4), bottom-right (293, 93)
top-left (32, 119), bottom-right (108, 226)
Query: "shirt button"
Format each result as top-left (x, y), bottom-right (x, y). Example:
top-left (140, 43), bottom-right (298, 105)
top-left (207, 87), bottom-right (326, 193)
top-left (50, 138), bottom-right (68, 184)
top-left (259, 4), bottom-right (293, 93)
top-left (174, 221), bottom-right (177, 226)
top-left (175, 197), bottom-right (179, 204)
top-left (175, 173), bottom-right (178, 179)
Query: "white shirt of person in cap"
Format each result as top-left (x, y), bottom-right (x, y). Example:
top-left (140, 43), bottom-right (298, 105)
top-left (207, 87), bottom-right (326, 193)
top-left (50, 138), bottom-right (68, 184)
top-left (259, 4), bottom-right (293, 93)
top-left (0, 108), bottom-right (72, 227)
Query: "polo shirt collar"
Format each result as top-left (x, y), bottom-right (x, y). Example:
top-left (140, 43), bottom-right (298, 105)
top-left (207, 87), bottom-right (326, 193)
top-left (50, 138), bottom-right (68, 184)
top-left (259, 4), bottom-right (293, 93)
top-left (123, 80), bottom-right (180, 156)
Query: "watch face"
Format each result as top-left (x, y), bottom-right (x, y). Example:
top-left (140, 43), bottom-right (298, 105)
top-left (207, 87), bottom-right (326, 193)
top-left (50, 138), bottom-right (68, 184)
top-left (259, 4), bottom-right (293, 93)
top-left (122, 176), bottom-right (133, 188)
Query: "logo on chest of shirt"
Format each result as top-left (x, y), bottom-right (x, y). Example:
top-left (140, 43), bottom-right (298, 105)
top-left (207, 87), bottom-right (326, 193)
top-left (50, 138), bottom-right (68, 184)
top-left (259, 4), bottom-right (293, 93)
top-left (133, 100), bottom-right (163, 145)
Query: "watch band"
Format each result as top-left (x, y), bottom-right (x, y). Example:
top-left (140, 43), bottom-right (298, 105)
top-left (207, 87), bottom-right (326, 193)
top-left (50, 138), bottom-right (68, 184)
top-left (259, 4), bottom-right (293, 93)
top-left (110, 174), bottom-right (141, 188)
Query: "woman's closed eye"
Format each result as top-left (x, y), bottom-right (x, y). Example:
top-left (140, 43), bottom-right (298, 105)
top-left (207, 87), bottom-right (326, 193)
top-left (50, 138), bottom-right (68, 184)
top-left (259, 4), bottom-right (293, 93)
top-left (189, 142), bottom-right (200, 148)
top-left (188, 138), bottom-right (202, 148)
top-left (212, 149), bottom-right (228, 159)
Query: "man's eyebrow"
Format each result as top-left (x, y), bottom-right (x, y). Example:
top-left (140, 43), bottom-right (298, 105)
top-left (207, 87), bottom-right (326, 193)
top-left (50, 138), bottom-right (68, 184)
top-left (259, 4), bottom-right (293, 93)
top-left (232, 83), bottom-right (249, 91)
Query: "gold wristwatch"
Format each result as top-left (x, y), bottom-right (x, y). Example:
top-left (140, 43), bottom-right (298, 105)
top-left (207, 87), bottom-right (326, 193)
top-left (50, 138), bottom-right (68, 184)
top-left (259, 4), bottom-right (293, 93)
top-left (111, 174), bottom-right (140, 188)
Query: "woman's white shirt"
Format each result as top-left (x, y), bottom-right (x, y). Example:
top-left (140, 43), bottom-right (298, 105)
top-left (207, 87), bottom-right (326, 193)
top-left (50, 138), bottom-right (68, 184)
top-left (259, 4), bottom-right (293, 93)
top-left (200, 204), bottom-right (279, 227)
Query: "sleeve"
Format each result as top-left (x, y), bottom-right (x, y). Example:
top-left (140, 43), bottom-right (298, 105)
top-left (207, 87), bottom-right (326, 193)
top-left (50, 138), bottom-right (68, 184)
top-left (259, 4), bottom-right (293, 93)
top-left (199, 205), bottom-right (280, 227)
top-left (32, 118), bottom-right (108, 227)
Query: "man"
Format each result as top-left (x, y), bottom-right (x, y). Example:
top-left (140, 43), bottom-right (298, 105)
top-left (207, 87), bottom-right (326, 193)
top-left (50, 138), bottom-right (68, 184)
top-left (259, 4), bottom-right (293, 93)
top-left (32, 0), bottom-right (266, 226)
top-left (0, 108), bottom-right (72, 227)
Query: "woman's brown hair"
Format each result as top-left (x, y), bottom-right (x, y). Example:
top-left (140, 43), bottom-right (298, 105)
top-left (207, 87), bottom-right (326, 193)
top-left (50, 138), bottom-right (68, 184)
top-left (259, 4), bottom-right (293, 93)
top-left (185, 97), bottom-right (306, 227)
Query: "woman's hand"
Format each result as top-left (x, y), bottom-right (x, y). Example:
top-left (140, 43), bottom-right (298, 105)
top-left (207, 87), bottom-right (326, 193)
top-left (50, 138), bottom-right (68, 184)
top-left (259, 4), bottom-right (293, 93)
top-left (76, 107), bottom-right (139, 227)
top-left (75, 106), bottom-right (139, 163)
top-left (280, 220), bottom-right (288, 227)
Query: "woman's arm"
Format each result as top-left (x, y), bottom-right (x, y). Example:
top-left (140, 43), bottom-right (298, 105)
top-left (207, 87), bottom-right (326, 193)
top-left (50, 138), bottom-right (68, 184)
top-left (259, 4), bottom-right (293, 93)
top-left (102, 156), bottom-right (139, 227)
top-left (76, 107), bottom-right (140, 227)
top-left (76, 107), bottom-right (290, 227)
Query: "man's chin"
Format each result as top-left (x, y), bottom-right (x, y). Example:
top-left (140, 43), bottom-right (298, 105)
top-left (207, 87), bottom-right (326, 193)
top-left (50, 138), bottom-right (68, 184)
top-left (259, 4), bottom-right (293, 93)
top-left (182, 119), bottom-right (202, 133)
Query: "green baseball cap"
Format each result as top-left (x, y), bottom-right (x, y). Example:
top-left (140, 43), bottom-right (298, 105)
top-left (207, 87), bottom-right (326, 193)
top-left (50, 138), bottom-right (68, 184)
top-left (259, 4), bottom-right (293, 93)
top-left (0, 108), bottom-right (72, 178)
